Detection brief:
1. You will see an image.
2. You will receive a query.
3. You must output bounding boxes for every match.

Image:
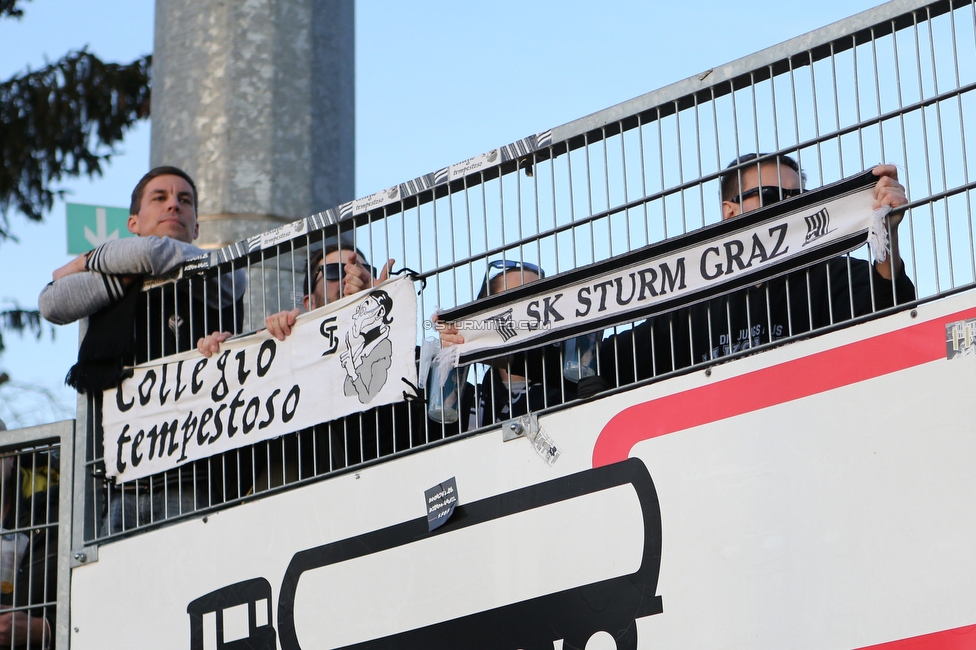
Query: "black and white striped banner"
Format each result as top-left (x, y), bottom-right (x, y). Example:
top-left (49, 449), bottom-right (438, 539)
top-left (438, 171), bottom-right (889, 366)
top-left (202, 129), bottom-right (555, 267)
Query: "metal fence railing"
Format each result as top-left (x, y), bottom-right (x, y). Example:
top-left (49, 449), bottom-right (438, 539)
top-left (80, 0), bottom-right (976, 542)
top-left (0, 420), bottom-right (72, 650)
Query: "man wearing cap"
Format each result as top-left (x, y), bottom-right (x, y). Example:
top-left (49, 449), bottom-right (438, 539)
top-left (197, 233), bottom-right (394, 356)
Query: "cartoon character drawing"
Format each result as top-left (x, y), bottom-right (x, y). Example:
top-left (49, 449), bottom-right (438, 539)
top-left (340, 290), bottom-right (394, 404)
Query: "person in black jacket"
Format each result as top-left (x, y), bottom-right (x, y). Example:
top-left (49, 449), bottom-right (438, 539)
top-left (601, 155), bottom-right (916, 387)
top-left (438, 261), bottom-right (573, 429)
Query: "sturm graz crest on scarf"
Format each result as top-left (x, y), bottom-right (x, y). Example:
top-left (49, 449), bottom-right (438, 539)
top-left (487, 308), bottom-right (518, 342)
top-left (803, 208), bottom-right (834, 245)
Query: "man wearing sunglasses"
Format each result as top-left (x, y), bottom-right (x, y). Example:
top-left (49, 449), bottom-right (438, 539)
top-left (601, 154), bottom-right (916, 386)
top-left (257, 233), bottom-right (394, 344)
top-left (720, 154), bottom-right (908, 283)
top-left (196, 233), bottom-right (392, 356)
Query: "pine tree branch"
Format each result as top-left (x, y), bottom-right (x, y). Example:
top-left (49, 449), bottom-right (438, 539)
top-left (0, 0), bottom-right (30, 19)
top-left (0, 49), bottom-right (152, 239)
top-left (0, 305), bottom-right (50, 355)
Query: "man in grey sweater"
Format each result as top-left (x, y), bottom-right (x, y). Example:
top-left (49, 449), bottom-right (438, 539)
top-left (39, 167), bottom-right (248, 533)
top-left (39, 166), bottom-right (246, 363)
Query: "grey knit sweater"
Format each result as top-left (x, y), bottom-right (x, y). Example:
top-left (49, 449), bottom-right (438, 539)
top-left (39, 236), bottom-right (246, 325)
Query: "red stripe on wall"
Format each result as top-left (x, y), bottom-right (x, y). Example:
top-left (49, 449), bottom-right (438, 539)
top-left (592, 307), bottom-right (976, 468)
top-left (855, 623), bottom-right (976, 649)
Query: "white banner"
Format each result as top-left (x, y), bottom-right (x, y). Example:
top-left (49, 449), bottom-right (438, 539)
top-left (439, 171), bottom-right (887, 365)
top-left (102, 275), bottom-right (418, 483)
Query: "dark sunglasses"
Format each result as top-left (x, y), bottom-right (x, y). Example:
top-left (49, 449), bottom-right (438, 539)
top-left (478, 260), bottom-right (546, 299)
top-left (734, 185), bottom-right (803, 206)
top-left (311, 262), bottom-right (377, 289)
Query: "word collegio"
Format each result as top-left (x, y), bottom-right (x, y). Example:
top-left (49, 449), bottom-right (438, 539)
top-left (111, 339), bottom-right (300, 474)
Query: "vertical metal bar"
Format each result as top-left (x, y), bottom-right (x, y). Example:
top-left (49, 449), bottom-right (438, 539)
top-left (442, 168), bottom-right (457, 311)
top-left (566, 136), bottom-right (586, 224)
top-left (809, 48), bottom-right (828, 200)
top-left (566, 137), bottom-right (579, 275)
top-left (548, 151), bottom-right (561, 275)
top-left (591, 130), bottom-right (603, 266)
top-left (770, 65), bottom-right (783, 154)
top-left (953, 1), bottom-right (976, 279)
top-left (693, 95), bottom-right (706, 231)
top-left (710, 85), bottom-right (723, 192)
top-left (585, 132), bottom-right (595, 225)
top-left (788, 53), bottom-right (803, 172)
top-left (829, 40), bottom-right (859, 320)
top-left (657, 107), bottom-right (668, 238)
top-left (603, 126), bottom-right (612, 242)
top-left (900, 14), bottom-right (922, 294)
top-left (638, 113), bottom-right (650, 245)
top-left (829, 42), bottom-right (844, 177)
top-left (729, 79), bottom-right (751, 217)
top-left (854, 35), bottom-right (868, 174)
top-left (911, 9), bottom-right (940, 292)
top-left (749, 71), bottom-right (762, 167)
top-left (530, 152), bottom-right (542, 264)
top-left (926, 5), bottom-right (955, 287)
top-left (675, 101), bottom-right (688, 234)
top-left (620, 116), bottom-right (632, 254)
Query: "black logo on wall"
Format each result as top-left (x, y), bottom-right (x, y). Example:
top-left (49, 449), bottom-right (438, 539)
top-left (188, 458), bottom-right (664, 650)
top-left (188, 578), bottom-right (277, 650)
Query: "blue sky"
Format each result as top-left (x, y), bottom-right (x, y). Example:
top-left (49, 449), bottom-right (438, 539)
top-left (0, 0), bottom-right (884, 425)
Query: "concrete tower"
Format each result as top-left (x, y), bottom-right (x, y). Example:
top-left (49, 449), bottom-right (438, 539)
top-left (150, 0), bottom-right (354, 249)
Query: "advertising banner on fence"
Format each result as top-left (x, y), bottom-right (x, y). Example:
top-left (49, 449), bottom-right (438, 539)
top-left (101, 275), bottom-right (418, 483)
top-left (438, 171), bottom-right (889, 366)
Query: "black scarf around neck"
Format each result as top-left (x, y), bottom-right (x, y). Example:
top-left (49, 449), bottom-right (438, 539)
top-left (65, 278), bottom-right (144, 393)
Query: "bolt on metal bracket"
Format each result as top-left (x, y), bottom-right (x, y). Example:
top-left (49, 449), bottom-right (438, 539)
top-left (70, 545), bottom-right (98, 568)
top-left (502, 418), bottom-right (525, 442)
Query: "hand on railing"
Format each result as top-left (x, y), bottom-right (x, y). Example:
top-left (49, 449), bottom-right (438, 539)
top-left (871, 164), bottom-right (907, 280)
top-left (196, 331), bottom-right (233, 358)
top-left (265, 308), bottom-right (301, 341)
